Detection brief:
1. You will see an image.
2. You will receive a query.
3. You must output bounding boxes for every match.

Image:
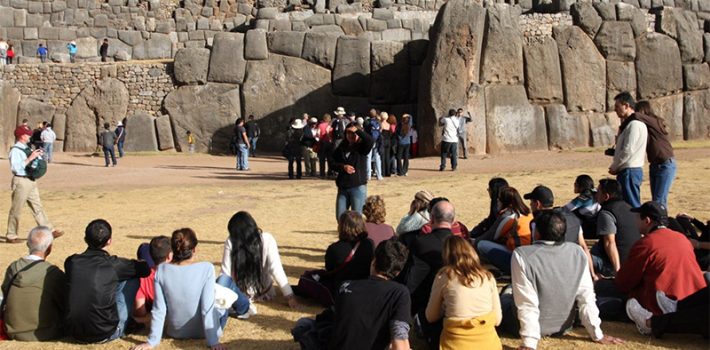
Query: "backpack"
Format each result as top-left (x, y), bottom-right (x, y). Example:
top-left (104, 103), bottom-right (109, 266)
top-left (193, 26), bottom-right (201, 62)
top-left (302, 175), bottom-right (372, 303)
top-left (365, 118), bottom-right (381, 141)
top-left (12, 146), bottom-right (47, 180)
top-left (332, 119), bottom-right (346, 140)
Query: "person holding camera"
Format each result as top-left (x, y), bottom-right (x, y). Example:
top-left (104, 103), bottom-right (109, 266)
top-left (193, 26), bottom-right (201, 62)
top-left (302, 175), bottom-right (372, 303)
top-left (5, 126), bottom-right (62, 244)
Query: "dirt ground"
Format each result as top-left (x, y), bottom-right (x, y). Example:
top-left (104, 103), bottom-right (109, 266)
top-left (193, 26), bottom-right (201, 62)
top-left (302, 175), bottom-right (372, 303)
top-left (0, 144), bottom-right (709, 350)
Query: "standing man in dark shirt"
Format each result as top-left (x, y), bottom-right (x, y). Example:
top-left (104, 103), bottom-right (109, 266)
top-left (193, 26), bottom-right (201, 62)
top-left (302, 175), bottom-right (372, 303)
top-left (99, 122), bottom-right (117, 167)
top-left (245, 115), bottom-right (260, 157)
top-left (65, 219), bottom-right (150, 343)
top-left (332, 122), bottom-right (375, 221)
top-left (100, 39), bottom-right (109, 62)
top-left (233, 118), bottom-right (250, 171)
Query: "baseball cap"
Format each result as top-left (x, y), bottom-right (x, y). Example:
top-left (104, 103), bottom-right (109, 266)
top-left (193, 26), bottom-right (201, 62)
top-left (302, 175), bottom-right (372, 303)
top-left (14, 126), bottom-right (32, 138)
top-left (631, 201), bottom-right (668, 221)
top-left (523, 185), bottom-right (554, 207)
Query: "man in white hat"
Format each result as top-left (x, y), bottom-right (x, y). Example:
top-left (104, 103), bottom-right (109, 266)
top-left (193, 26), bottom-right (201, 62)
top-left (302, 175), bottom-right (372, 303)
top-left (302, 117), bottom-right (321, 177)
top-left (332, 107), bottom-right (348, 149)
top-left (114, 121), bottom-right (126, 158)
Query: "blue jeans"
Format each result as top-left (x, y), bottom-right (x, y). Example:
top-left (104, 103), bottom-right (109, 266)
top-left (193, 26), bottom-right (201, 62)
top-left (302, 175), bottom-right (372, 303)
top-left (367, 146), bottom-right (382, 180)
top-left (335, 185), bottom-right (367, 221)
top-left (476, 240), bottom-right (512, 275)
top-left (617, 167), bottom-right (643, 208)
top-left (216, 274), bottom-right (251, 320)
top-left (108, 278), bottom-right (140, 341)
top-left (103, 145), bottom-right (117, 166)
top-left (117, 140), bottom-right (125, 157)
top-left (43, 142), bottom-right (53, 163)
top-left (236, 144), bottom-right (249, 170)
top-left (440, 141), bottom-right (458, 170)
top-left (249, 137), bottom-right (258, 156)
top-left (649, 158), bottom-right (676, 208)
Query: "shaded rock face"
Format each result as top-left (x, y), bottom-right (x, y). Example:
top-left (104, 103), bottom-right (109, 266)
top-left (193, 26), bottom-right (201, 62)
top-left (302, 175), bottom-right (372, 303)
top-left (17, 98), bottom-right (56, 131)
top-left (545, 104), bottom-right (590, 150)
top-left (332, 36), bottom-right (371, 97)
top-left (65, 78), bottom-right (129, 152)
top-left (242, 54), bottom-right (335, 150)
top-left (164, 83), bottom-right (241, 154)
top-left (370, 40), bottom-right (410, 105)
top-left (636, 33), bottom-right (683, 99)
top-left (417, 0), bottom-right (486, 155)
top-left (683, 89), bottom-right (710, 140)
top-left (554, 25), bottom-right (606, 112)
top-left (0, 82), bottom-right (21, 155)
top-left (124, 112), bottom-right (158, 152)
top-left (485, 85), bottom-right (548, 154)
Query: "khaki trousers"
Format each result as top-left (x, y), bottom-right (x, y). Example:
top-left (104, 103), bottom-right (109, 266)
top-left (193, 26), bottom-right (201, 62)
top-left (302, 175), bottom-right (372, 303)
top-left (6, 176), bottom-right (51, 240)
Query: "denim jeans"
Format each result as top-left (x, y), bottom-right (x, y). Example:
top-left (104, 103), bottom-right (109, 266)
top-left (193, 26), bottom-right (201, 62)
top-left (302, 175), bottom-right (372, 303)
top-left (103, 145), bottom-right (117, 166)
top-left (617, 167), bottom-right (643, 208)
top-left (335, 185), bottom-right (367, 221)
top-left (440, 141), bottom-right (458, 170)
top-left (476, 240), bottom-right (512, 275)
top-left (216, 274), bottom-right (251, 318)
top-left (367, 146), bottom-right (383, 180)
top-left (117, 140), bottom-right (125, 157)
top-left (249, 137), bottom-right (258, 156)
top-left (108, 278), bottom-right (140, 341)
top-left (236, 144), bottom-right (249, 170)
top-left (43, 142), bottom-right (53, 163)
top-left (649, 158), bottom-right (676, 208)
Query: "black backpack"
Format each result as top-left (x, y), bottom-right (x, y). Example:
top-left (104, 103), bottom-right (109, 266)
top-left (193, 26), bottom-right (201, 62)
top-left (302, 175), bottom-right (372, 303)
top-left (332, 119), bottom-right (346, 140)
top-left (12, 146), bottom-right (47, 180)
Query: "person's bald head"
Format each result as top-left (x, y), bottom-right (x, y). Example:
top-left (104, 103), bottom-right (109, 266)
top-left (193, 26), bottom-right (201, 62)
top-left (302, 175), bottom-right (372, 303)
top-left (431, 200), bottom-right (455, 228)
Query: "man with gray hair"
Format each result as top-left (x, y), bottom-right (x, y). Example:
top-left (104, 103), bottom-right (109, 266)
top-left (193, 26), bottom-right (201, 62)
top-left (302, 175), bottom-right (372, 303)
top-left (1, 226), bottom-right (66, 341)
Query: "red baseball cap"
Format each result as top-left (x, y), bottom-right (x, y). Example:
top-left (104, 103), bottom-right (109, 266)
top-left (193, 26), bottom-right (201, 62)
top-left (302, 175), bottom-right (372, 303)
top-left (14, 126), bottom-right (32, 138)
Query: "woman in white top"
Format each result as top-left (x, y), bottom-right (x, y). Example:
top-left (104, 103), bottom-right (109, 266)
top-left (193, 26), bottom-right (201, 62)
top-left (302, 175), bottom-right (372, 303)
top-left (217, 211), bottom-right (298, 318)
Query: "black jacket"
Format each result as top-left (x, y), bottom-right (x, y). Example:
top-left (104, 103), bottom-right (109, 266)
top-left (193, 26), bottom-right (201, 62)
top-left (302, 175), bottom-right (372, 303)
top-left (404, 228), bottom-right (452, 312)
top-left (332, 129), bottom-right (375, 189)
top-left (64, 248), bottom-right (150, 343)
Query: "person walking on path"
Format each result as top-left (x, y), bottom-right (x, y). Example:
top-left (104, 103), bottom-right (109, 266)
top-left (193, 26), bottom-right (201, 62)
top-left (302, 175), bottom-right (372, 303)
top-left (634, 101), bottom-right (676, 208)
top-left (6, 126), bottom-right (63, 244)
top-left (608, 92), bottom-right (648, 208)
top-left (115, 121), bottom-right (126, 157)
top-left (99, 123), bottom-right (117, 167)
top-left (439, 109), bottom-right (460, 171)
top-left (456, 108), bottom-right (473, 159)
top-left (245, 115), bottom-right (260, 157)
top-left (233, 118), bottom-right (250, 171)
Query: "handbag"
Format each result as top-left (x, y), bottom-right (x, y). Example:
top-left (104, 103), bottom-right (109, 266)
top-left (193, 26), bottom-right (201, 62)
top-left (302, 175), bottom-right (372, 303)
top-left (295, 242), bottom-right (360, 307)
top-left (0, 260), bottom-right (44, 340)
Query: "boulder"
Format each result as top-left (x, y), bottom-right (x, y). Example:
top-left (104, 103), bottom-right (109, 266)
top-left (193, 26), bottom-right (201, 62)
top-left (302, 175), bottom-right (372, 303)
top-left (301, 32), bottom-right (338, 69)
top-left (571, 2), bottom-right (602, 38)
top-left (523, 37), bottom-right (563, 104)
top-left (333, 36), bottom-right (371, 97)
top-left (480, 4), bottom-right (524, 85)
top-left (155, 115), bottom-right (174, 150)
top-left (17, 98), bottom-right (55, 128)
top-left (267, 31), bottom-right (305, 57)
top-left (65, 78), bottom-right (129, 152)
top-left (683, 89), bottom-right (710, 139)
top-left (554, 25), bottom-right (606, 112)
top-left (683, 63), bottom-right (710, 91)
top-left (173, 48), bottom-right (210, 85)
top-left (676, 10), bottom-right (704, 64)
top-left (208, 32), bottom-right (246, 84)
top-left (75, 36), bottom-right (97, 58)
top-left (132, 33), bottom-right (173, 60)
top-left (545, 104), bottom-right (590, 150)
top-left (594, 21), bottom-right (635, 61)
top-left (50, 53), bottom-right (71, 63)
top-left (485, 85), bottom-right (548, 154)
top-left (417, 0), bottom-right (486, 154)
top-left (460, 84), bottom-right (487, 155)
top-left (588, 113), bottom-right (619, 147)
top-left (593, 2), bottom-right (616, 20)
top-left (245, 29), bottom-right (268, 60)
top-left (106, 38), bottom-right (133, 60)
top-left (648, 94), bottom-right (684, 141)
top-left (0, 82), bottom-right (21, 155)
top-left (164, 83), bottom-right (241, 153)
top-left (242, 55), bottom-right (336, 150)
top-left (52, 113), bottom-right (66, 141)
top-left (370, 41), bottom-right (410, 104)
top-left (636, 33), bottom-right (683, 99)
top-left (124, 112), bottom-right (158, 152)
top-left (606, 61), bottom-right (637, 111)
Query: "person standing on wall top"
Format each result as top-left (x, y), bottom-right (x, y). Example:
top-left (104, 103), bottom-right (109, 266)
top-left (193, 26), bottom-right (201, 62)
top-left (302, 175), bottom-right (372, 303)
top-left (67, 41), bottom-right (77, 63)
top-left (100, 39), bottom-right (109, 62)
top-left (36, 43), bottom-right (48, 63)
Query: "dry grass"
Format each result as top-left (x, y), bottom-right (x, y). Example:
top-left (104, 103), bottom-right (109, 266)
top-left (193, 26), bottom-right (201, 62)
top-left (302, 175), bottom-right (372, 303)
top-left (0, 149), bottom-right (708, 350)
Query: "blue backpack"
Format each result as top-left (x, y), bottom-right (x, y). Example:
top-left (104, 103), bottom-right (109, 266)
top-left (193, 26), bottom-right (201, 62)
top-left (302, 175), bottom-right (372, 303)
top-left (365, 118), bottom-right (381, 141)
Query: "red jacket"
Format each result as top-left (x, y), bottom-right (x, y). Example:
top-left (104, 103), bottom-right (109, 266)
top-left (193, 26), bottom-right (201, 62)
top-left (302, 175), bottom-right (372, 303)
top-left (615, 228), bottom-right (706, 315)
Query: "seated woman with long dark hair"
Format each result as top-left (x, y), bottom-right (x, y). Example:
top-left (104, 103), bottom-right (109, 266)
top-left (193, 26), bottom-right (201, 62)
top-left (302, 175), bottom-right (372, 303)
top-left (217, 211), bottom-right (298, 318)
top-left (132, 228), bottom-right (227, 350)
top-left (470, 177), bottom-right (509, 238)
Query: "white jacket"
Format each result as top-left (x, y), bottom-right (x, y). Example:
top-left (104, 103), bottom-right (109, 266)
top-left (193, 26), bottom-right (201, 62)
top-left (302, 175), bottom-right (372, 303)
top-left (610, 119), bottom-right (647, 172)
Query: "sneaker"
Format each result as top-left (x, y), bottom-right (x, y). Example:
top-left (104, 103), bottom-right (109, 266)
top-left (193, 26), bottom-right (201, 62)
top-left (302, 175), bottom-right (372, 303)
top-left (237, 303), bottom-right (258, 320)
top-left (655, 291), bottom-right (678, 314)
top-left (51, 230), bottom-right (64, 239)
top-left (625, 298), bottom-right (652, 335)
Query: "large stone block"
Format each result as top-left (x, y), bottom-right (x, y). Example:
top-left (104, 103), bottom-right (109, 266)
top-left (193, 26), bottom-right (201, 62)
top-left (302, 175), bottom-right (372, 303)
top-left (418, 0), bottom-right (486, 154)
top-left (705, 33), bottom-right (710, 63)
top-left (17, 98), bottom-right (55, 129)
top-left (75, 36), bottom-right (97, 58)
top-left (52, 113), bottom-right (66, 141)
top-left (523, 37), bottom-right (563, 104)
top-left (267, 31), bottom-right (305, 57)
top-left (485, 85), bottom-right (548, 154)
top-left (174, 48), bottom-right (210, 85)
top-left (245, 29), bottom-right (268, 60)
top-left (594, 21), bottom-right (635, 61)
top-left (554, 26), bottom-right (606, 112)
top-left (593, 2), bottom-right (616, 20)
top-left (683, 63), bottom-right (710, 91)
top-left (340, 17), bottom-right (364, 36)
top-left (481, 4), bottom-right (524, 85)
top-left (546, 104), bottom-right (590, 150)
top-left (118, 30), bottom-right (142, 46)
top-left (164, 83), bottom-right (240, 153)
top-left (207, 32), bottom-right (246, 84)
top-left (648, 94), bottom-right (684, 141)
top-left (683, 89), bottom-right (710, 139)
top-left (636, 33), bottom-right (683, 99)
top-left (301, 32), bottom-right (338, 69)
top-left (657, 8), bottom-right (703, 64)
top-left (571, 1), bottom-right (602, 37)
top-left (0, 6), bottom-right (14, 26)
top-left (132, 33), bottom-right (172, 60)
top-left (333, 36), bottom-right (371, 97)
top-left (0, 82), bottom-right (21, 155)
top-left (588, 113), bottom-right (619, 147)
top-left (606, 61), bottom-right (637, 111)
top-left (124, 112), bottom-right (158, 152)
top-left (155, 115), bottom-right (174, 150)
top-left (242, 55), bottom-right (335, 150)
top-left (370, 41), bottom-right (409, 105)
